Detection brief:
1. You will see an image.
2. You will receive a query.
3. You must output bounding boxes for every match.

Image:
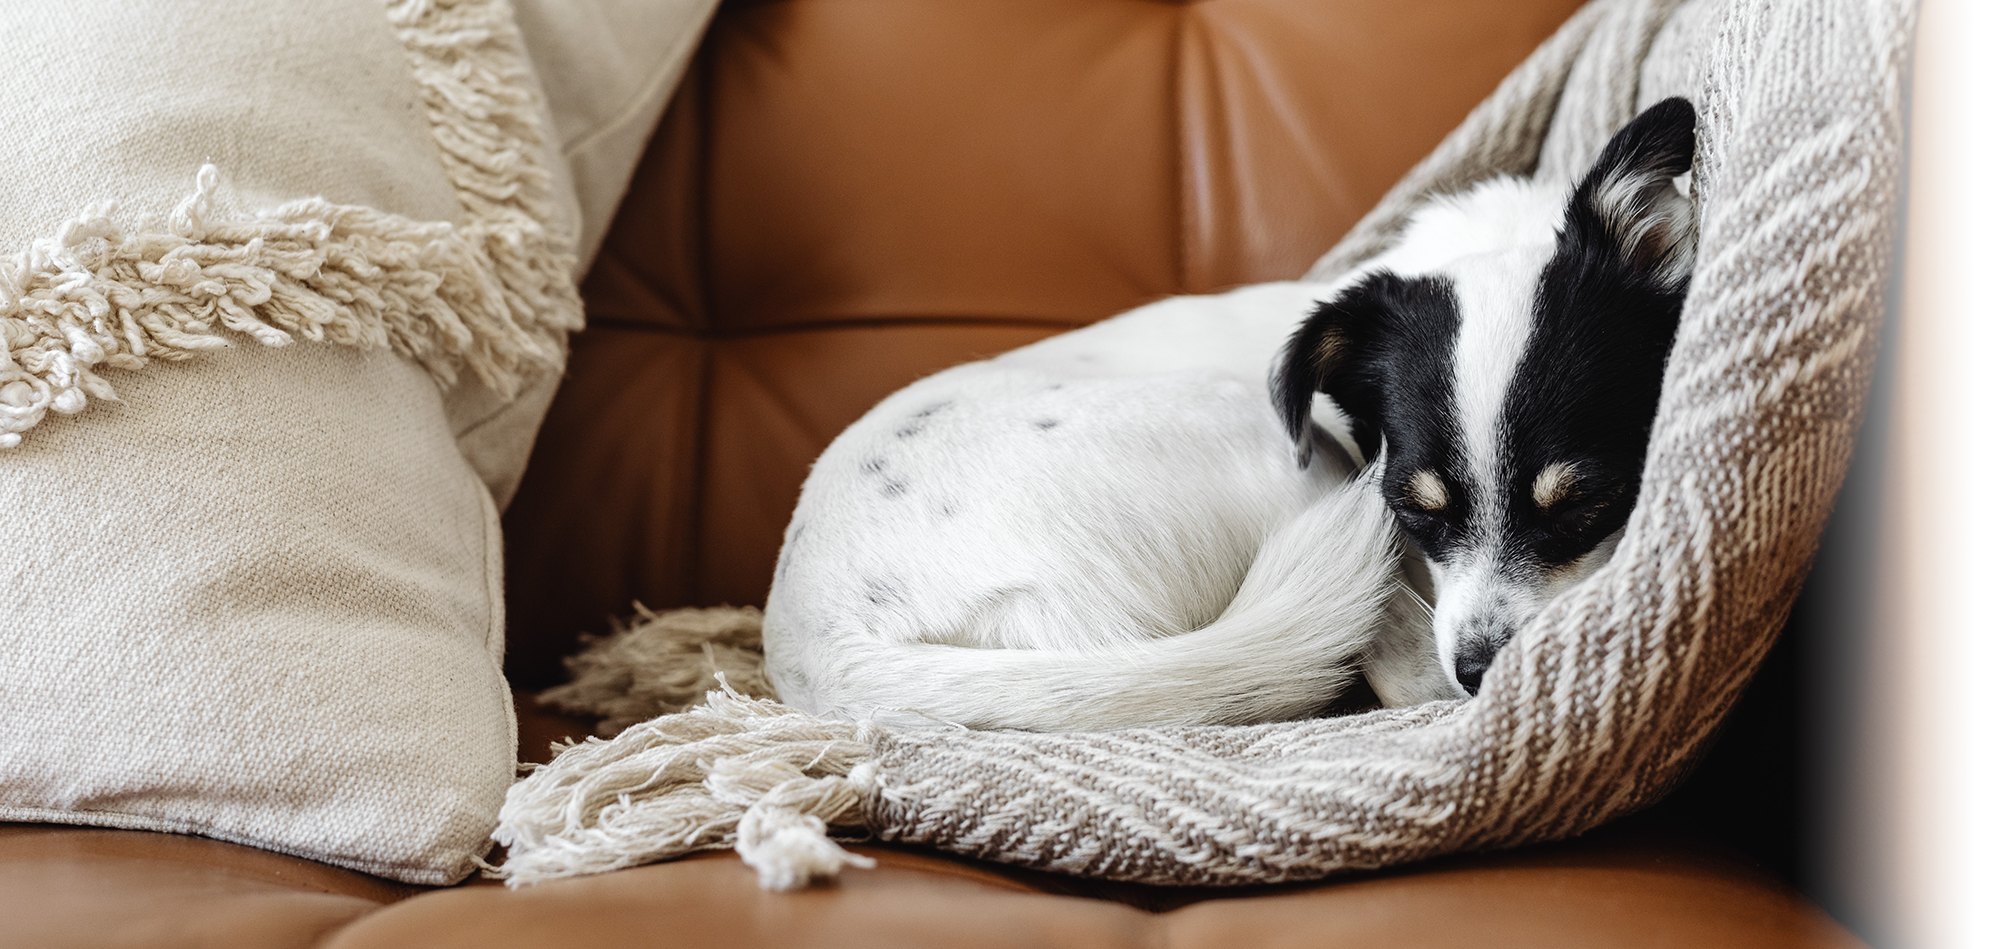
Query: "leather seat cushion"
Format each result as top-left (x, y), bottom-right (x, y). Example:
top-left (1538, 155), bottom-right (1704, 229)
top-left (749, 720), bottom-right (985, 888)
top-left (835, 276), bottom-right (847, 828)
top-left (2, 697), bottom-right (1865, 948)
top-left (327, 841), bottom-right (1864, 949)
top-left (4, 809), bottom-right (1865, 949)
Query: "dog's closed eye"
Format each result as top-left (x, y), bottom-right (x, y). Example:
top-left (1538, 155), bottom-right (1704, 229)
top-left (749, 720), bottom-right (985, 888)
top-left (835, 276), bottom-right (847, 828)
top-left (1535, 470), bottom-right (1628, 537)
top-left (1549, 499), bottom-right (1609, 535)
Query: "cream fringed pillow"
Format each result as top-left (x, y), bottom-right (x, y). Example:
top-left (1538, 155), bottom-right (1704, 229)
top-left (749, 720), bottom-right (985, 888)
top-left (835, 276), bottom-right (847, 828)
top-left (0, 0), bottom-right (579, 884)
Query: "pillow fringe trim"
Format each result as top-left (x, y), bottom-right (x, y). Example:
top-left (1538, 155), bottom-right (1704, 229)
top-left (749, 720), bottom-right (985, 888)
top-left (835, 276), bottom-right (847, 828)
top-left (0, 0), bottom-right (581, 448)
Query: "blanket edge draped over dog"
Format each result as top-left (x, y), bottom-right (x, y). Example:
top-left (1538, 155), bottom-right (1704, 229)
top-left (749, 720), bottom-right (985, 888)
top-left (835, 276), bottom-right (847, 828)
top-left (492, 0), bottom-right (1915, 889)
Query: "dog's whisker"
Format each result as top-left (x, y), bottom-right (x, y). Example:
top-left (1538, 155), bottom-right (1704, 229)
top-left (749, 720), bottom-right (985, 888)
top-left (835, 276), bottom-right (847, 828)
top-left (1395, 580), bottom-right (1436, 620)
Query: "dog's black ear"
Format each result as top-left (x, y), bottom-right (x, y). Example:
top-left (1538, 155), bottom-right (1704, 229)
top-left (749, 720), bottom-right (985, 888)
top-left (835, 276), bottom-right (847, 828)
top-left (1567, 96), bottom-right (1698, 289)
top-left (1270, 279), bottom-right (1388, 469)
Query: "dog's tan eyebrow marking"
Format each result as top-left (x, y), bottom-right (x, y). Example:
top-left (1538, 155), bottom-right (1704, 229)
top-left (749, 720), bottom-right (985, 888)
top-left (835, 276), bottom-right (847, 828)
top-left (1533, 462), bottom-right (1580, 510)
top-left (1407, 469), bottom-right (1449, 511)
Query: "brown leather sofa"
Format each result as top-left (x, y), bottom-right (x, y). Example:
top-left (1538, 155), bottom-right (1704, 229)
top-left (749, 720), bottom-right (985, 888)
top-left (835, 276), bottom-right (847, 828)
top-left (3, 1), bottom-right (1873, 945)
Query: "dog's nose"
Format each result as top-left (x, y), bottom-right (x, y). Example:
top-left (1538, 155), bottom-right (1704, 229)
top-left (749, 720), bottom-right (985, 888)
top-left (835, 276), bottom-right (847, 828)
top-left (1454, 638), bottom-right (1499, 695)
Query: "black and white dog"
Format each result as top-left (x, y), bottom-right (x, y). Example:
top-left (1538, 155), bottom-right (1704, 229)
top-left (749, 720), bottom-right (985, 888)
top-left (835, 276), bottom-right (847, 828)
top-left (761, 98), bottom-right (1697, 730)
top-left (1275, 96), bottom-right (1698, 694)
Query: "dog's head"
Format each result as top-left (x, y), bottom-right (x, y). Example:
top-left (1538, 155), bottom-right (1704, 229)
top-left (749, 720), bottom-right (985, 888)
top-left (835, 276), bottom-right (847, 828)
top-left (1273, 97), bottom-right (1698, 696)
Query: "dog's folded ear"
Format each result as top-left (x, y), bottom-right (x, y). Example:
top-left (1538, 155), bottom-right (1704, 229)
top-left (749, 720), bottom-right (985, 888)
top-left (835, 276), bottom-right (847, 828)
top-left (1568, 96), bottom-right (1699, 290)
top-left (1273, 296), bottom-right (1364, 468)
top-left (1270, 274), bottom-right (1414, 469)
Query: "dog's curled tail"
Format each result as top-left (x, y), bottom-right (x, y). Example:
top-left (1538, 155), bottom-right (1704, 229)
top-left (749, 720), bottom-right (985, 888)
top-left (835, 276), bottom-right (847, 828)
top-left (774, 473), bottom-right (1415, 731)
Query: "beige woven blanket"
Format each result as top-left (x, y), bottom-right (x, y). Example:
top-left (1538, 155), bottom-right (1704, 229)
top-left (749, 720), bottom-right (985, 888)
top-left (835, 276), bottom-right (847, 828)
top-left (492, 0), bottom-right (1915, 889)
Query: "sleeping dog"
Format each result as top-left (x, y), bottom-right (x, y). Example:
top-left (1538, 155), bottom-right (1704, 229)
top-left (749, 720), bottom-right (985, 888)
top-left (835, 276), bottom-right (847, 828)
top-left (762, 98), bottom-right (1697, 730)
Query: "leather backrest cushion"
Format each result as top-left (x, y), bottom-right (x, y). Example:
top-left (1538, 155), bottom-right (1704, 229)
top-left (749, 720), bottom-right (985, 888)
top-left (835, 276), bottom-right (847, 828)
top-left (503, 0), bottom-right (1587, 687)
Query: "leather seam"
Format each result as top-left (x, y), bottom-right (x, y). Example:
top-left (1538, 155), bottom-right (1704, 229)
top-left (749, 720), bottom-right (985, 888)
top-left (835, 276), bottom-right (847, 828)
top-left (1172, 3), bottom-right (1191, 294)
top-left (683, 336), bottom-right (717, 604)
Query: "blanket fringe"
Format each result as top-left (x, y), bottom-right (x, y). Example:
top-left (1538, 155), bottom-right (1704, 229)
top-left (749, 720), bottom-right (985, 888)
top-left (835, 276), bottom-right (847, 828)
top-left (492, 682), bottom-right (876, 890)
top-left (539, 605), bottom-right (775, 736)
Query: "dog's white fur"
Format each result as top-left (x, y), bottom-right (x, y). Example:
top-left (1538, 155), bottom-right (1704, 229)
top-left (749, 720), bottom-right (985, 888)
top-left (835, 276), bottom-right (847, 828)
top-left (762, 176), bottom-right (1587, 730)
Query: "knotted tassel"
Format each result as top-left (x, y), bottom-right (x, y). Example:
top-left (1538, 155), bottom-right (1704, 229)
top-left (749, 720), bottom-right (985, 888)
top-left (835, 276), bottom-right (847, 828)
top-left (491, 680), bottom-right (876, 889)
top-left (733, 771), bottom-right (878, 890)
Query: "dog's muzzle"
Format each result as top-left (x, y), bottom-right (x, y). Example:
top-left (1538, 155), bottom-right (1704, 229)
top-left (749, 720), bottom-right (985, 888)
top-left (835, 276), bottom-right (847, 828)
top-left (1452, 619), bottom-right (1510, 695)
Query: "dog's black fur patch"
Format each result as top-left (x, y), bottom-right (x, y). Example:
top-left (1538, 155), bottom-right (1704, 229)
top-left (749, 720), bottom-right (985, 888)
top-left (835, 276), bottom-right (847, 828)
top-left (1273, 274), bottom-right (1461, 469)
top-left (1276, 274), bottom-right (1474, 558)
top-left (1500, 98), bottom-right (1696, 568)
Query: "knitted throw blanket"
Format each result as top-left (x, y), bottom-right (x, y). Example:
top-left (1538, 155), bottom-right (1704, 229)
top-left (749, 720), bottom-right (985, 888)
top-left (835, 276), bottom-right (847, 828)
top-left (493, 0), bottom-right (1914, 890)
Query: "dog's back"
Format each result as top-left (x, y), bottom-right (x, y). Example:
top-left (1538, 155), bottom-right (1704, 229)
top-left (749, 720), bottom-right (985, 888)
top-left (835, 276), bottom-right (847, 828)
top-left (762, 163), bottom-right (1596, 731)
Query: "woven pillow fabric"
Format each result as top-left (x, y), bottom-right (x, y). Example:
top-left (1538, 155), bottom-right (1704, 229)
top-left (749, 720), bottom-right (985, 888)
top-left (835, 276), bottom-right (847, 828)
top-left (0, 0), bottom-right (580, 884)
